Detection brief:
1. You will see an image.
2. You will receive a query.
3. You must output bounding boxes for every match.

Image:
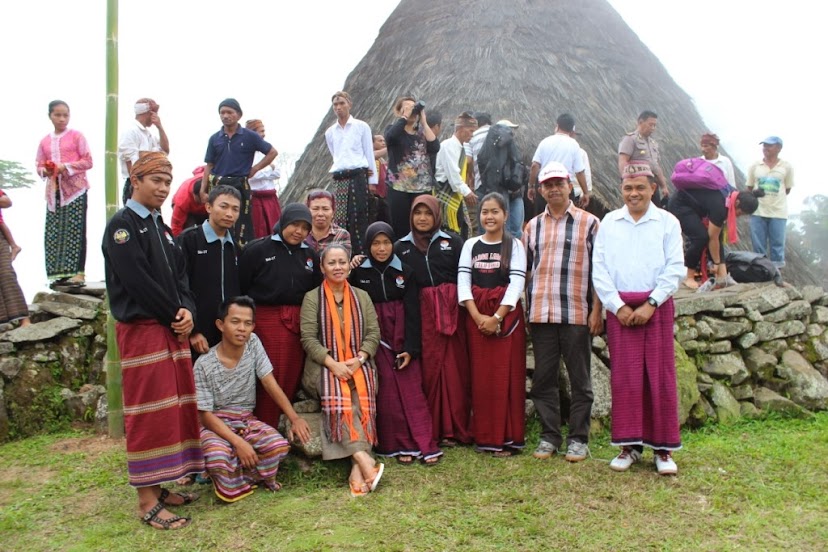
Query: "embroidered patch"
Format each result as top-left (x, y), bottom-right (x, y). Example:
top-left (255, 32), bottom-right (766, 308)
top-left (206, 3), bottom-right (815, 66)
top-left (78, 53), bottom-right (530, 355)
top-left (439, 239), bottom-right (451, 251)
top-left (113, 229), bottom-right (130, 244)
top-left (305, 258), bottom-right (314, 271)
top-left (395, 275), bottom-right (405, 288)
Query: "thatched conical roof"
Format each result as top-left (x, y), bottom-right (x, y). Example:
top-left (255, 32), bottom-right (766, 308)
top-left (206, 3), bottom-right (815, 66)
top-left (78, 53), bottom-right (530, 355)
top-left (284, 0), bottom-right (819, 285)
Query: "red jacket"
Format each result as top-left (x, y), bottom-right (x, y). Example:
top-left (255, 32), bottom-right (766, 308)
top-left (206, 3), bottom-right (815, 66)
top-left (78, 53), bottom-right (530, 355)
top-left (171, 166), bottom-right (208, 236)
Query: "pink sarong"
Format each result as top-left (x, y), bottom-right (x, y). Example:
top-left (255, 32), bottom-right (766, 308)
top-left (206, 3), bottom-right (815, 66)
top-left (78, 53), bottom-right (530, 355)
top-left (606, 291), bottom-right (681, 450)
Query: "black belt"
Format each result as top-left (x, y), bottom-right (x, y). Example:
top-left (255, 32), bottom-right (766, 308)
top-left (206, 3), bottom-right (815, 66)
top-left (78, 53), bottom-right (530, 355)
top-left (332, 168), bottom-right (368, 180)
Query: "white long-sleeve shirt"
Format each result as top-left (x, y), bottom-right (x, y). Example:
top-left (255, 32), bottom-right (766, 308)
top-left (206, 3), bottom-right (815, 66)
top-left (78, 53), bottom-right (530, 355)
top-left (324, 116), bottom-right (377, 184)
top-left (118, 120), bottom-right (162, 179)
top-left (592, 202), bottom-right (684, 314)
top-left (435, 135), bottom-right (472, 197)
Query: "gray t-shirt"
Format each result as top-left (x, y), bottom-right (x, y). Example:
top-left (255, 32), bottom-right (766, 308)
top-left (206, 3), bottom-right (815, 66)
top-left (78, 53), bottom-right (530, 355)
top-left (194, 333), bottom-right (273, 412)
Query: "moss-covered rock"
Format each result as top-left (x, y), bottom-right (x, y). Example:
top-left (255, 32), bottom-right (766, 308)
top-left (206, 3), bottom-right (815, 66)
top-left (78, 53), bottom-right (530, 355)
top-left (675, 341), bottom-right (700, 426)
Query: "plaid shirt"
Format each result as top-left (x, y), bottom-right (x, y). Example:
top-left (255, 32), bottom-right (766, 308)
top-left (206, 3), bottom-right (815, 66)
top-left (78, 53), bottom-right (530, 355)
top-left (523, 202), bottom-right (599, 325)
top-left (304, 224), bottom-right (352, 257)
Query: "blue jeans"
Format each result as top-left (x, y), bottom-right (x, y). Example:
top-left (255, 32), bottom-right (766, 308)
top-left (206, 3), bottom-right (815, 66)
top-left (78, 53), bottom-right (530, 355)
top-left (475, 189), bottom-right (524, 239)
top-left (750, 215), bottom-right (786, 268)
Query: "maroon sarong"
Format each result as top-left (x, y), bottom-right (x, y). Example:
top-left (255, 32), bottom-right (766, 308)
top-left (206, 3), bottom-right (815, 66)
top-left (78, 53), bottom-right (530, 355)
top-left (117, 320), bottom-right (203, 487)
top-left (606, 291), bottom-right (681, 450)
top-left (251, 189), bottom-right (282, 239)
top-left (253, 305), bottom-right (304, 428)
top-left (420, 283), bottom-right (471, 443)
top-left (374, 300), bottom-right (441, 460)
top-left (466, 286), bottom-right (526, 451)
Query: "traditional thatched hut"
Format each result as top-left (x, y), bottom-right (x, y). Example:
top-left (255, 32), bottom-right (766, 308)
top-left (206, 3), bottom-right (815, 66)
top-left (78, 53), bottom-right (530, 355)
top-left (284, 0), bottom-right (819, 285)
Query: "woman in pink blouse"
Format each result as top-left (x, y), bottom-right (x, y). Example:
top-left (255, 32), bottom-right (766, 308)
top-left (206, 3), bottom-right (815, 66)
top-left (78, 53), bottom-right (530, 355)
top-left (36, 100), bottom-right (92, 287)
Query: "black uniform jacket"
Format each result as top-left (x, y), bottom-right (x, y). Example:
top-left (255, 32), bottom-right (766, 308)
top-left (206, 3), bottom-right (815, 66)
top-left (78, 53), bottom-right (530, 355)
top-left (393, 229), bottom-right (463, 289)
top-left (238, 233), bottom-right (322, 306)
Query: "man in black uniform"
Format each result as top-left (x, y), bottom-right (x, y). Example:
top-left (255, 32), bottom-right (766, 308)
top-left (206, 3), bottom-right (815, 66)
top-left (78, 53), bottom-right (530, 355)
top-left (102, 151), bottom-right (202, 530)
top-left (177, 185), bottom-right (241, 354)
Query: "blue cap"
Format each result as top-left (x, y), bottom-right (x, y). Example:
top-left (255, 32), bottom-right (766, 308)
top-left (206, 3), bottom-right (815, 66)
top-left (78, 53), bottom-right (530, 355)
top-left (760, 136), bottom-right (783, 146)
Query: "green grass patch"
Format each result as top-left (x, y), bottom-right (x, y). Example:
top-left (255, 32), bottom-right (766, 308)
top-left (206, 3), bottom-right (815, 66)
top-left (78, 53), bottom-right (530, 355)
top-left (0, 414), bottom-right (826, 551)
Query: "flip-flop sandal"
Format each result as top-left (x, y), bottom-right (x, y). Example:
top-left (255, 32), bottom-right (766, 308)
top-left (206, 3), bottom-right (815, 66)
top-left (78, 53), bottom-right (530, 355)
top-left (159, 488), bottom-right (200, 506)
top-left (141, 501), bottom-right (191, 530)
top-left (421, 455), bottom-right (442, 466)
top-left (368, 463), bottom-right (385, 492)
top-left (349, 480), bottom-right (368, 498)
top-left (396, 455), bottom-right (414, 465)
top-left (438, 439), bottom-right (458, 448)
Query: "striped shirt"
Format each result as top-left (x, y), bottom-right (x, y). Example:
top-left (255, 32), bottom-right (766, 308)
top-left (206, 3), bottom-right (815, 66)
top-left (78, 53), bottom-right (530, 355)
top-left (304, 224), bottom-right (352, 257)
top-left (194, 333), bottom-right (273, 412)
top-left (523, 202), bottom-right (599, 325)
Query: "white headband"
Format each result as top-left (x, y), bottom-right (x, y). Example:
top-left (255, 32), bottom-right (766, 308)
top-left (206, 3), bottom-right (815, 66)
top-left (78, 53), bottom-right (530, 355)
top-left (134, 102), bottom-right (151, 115)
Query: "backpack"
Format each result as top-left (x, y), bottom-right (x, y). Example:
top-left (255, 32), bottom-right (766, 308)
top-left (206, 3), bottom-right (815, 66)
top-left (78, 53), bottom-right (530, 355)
top-left (478, 124), bottom-right (524, 193)
top-left (725, 251), bottom-right (783, 285)
top-left (671, 158), bottom-right (733, 197)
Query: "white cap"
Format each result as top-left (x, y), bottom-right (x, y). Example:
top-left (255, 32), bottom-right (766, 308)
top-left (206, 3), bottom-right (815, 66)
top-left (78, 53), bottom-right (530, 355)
top-left (538, 161), bottom-right (569, 183)
top-left (496, 119), bottom-right (519, 128)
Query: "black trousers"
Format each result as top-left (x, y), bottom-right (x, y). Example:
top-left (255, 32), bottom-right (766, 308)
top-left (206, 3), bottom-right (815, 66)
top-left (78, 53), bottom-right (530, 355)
top-left (387, 187), bottom-right (429, 240)
top-left (529, 323), bottom-right (594, 447)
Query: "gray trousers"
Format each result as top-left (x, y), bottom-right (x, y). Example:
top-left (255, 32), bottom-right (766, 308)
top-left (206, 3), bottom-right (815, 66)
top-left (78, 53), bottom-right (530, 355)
top-left (529, 323), bottom-right (594, 447)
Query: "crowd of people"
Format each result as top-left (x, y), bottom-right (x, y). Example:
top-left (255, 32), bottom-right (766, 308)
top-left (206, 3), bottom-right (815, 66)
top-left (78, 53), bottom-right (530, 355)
top-left (0, 94), bottom-right (796, 530)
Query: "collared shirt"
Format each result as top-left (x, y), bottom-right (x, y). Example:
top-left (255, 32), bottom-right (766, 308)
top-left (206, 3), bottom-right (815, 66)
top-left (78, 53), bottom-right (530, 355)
top-left (249, 151), bottom-right (281, 191)
top-left (469, 126), bottom-right (490, 191)
top-left (238, 231), bottom-right (322, 306)
top-left (118, 120), bottom-right (162, 179)
top-left (202, 219), bottom-right (234, 246)
top-left (532, 133), bottom-right (585, 178)
top-left (523, 202), bottom-right (599, 325)
top-left (304, 224), bottom-right (352, 257)
top-left (435, 135), bottom-right (472, 197)
top-left (324, 116), bottom-right (378, 184)
top-left (618, 131), bottom-right (663, 180)
top-left (700, 154), bottom-right (736, 188)
top-left (746, 158), bottom-right (794, 219)
top-left (592, 202), bottom-right (684, 314)
top-left (205, 126), bottom-right (273, 177)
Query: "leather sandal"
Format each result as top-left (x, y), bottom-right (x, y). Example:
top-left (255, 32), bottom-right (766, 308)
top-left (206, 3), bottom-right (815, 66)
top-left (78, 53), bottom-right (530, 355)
top-left (141, 501), bottom-right (191, 530)
top-left (159, 488), bottom-right (199, 506)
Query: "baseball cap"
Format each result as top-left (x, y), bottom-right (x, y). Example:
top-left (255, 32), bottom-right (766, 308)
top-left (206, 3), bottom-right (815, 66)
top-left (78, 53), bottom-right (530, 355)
top-left (496, 119), bottom-right (519, 128)
top-left (759, 136), bottom-right (783, 146)
top-left (538, 162), bottom-right (569, 182)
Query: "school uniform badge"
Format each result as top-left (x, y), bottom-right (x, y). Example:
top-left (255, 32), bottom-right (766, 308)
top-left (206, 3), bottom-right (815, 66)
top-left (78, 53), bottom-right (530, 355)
top-left (395, 275), bottom-right (405, 288)
top-left (440, 239), bottom-right (451, 251)
top-left (113, 229), bottom-right (130, 244)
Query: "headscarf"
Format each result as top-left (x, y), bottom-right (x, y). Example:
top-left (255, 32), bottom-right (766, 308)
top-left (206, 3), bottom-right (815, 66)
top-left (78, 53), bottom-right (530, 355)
top-left (245, 119), bottom-right (264, 132)
top-left (273, 202), bottom-right (312, 244)
top-left (409, 195), bottom-right (441, 254)
top-left (134, 98), bottom-right (158, 115)
top-left (219, 98), bottom-right (242, 115)
top-left (622, 162), bottom-right (654, 180)
top-left (364, 221), bottom-right (396, 268)
top-left (130, 151), bottom-right (172, 180)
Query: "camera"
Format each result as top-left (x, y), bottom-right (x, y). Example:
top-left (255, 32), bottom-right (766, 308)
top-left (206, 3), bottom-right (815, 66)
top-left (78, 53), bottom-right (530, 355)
top-left (411, 101), bottom-right (425, 116)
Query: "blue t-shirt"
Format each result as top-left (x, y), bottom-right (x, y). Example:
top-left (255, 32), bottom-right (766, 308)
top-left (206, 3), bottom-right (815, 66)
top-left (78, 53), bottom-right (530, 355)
top-left (205, 126), bottom-right (273, 177)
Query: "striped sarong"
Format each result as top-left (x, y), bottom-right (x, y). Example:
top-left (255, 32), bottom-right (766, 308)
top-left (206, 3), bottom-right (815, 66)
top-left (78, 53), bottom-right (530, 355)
top-left (201, 408), bottom-right (290, 503)
top-left (466, 286), bottom-right (526, 452)
top-left (117, 320), bottom-right (204, 487)
top-left (606, 291), bottom-right (681, 451)
top-left (44, 190), bottom-right (87, 281)
top-left (0, 233), bottom-right (28, 324)
top-left (251, 189), bottom-right (282, 239)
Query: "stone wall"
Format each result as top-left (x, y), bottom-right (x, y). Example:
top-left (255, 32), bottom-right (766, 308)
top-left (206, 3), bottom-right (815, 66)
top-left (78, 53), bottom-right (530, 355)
top-left (0, 286), bottom-right (107, 441)
top-left (2, 282), bottom-right (827, 449)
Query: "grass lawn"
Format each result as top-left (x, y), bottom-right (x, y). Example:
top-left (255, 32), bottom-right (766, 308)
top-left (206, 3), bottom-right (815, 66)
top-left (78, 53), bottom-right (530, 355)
top-left (0, 413), bottom-right (826, 552)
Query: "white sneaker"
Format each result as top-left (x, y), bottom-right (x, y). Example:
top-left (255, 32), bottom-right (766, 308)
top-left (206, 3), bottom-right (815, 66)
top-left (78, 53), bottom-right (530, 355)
top-left (564, 441), bottom-right (589, 462)
top-left (654, 451), bottom-right (678, 475)
top-left (609, 447), bottom-right (641, 472)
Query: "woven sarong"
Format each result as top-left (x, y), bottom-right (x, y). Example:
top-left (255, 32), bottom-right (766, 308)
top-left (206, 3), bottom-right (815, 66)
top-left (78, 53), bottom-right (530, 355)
top-left (333, 169), bottom-right (371, 256)
top-left (44, 190), bottom-right (86, 280)
top-left (251, 189), bottom-right (282, 239)
top-left (374, 300), bottom-right (441, 460)
top-left (420, 283), bottom-right (471, 443)
top-left (466, 286), bottom-right (526, 451)
top-left (201, 408), bottom-right (290, 502)
top-left (253, 305), bottom-right (305, 428)
top-left (433, 185), bottom-right (470, 240)
top-left (0, 233), bottom-right (28, 323)
top-left (606, 291), bottom-right (681, 450)
top-left (117, 320), bottom-right (203, 487)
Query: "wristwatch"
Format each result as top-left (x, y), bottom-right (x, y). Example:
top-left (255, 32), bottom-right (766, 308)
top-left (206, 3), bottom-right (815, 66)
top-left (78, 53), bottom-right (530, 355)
top-left (646, 297), bottom-right (658, 308)
top-left (493, 313), bottom-right (503, 322)
top-left (357, 354), bottom-right (366, 365)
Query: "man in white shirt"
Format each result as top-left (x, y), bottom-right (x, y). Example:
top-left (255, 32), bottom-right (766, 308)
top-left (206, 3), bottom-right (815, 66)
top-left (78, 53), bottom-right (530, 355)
top-left (528, 113), bottom-right (590, 208)
top-left (324, 91), bottom-right (377, 255)
top-left (435, 112), bottom-right (478, 239)
top-left (592, 163), bottom-right (684, 476)
top-left (118, 98), bottom-right (169, 205)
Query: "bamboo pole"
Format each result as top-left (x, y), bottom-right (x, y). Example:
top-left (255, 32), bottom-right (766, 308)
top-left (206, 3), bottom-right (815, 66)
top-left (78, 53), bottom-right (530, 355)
top-left (104, 0), bottom-right (123, 438)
